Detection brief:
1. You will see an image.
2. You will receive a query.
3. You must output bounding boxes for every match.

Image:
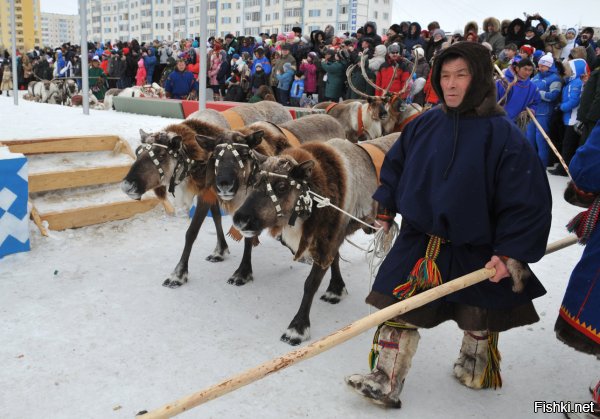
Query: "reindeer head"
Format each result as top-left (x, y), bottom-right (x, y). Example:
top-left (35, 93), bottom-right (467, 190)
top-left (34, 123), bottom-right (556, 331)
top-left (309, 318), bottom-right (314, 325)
top-left (366, 96), bottom-right (389, 121)
top-left (196, 129), bottom-right (264, 201)
top-left (121, 129), bottom-right (184, 200)
top-left (233, 155), bottom-right (314, 237)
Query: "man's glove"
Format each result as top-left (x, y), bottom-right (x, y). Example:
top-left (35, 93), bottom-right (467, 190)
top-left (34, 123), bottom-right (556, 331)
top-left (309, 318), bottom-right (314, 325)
top-left (505, 258), bottom-right (531, 293)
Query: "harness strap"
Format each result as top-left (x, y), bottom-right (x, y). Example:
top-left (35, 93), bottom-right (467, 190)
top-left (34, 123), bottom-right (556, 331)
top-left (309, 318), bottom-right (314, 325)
top-left (325, 102), bottom-right (337, 113)
top-left (222, 109), bottom-right (245, 129)
top-left (356, 105), bottom-right (364, 138)
top-left (279, 127), bottom-right (301, 148)
top-left (357, 143), bottom-right (385, 184)
top-left (395, 111), bottom-right (420, 132)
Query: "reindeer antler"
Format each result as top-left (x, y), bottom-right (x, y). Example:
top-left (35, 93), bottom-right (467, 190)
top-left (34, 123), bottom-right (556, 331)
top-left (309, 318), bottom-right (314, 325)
top-left (345, 64), bottom-right (381, 100)
top-left (359, 54), bottom-right (389, 95)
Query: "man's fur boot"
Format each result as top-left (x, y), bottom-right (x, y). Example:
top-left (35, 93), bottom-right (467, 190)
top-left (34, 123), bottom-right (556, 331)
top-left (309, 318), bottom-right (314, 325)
top-left (346, 323), bottom-right (420, 408)
top-left (453, 330), bottom-right (502, 389)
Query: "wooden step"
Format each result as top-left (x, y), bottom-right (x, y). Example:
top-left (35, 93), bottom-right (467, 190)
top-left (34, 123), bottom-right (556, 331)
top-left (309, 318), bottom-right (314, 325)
top-left (1, 135), bottom-right (127, 155)
top-left (29, 164), bottom-right (132, 192)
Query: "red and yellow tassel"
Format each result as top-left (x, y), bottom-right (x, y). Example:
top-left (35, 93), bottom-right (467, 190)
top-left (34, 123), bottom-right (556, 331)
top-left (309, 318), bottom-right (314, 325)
top-left (393, 235), bottom-right (445, 300)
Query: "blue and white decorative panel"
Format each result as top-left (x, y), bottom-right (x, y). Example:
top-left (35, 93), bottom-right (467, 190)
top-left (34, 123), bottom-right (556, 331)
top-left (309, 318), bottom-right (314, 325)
top-left (0, 147), bottom-right (30, 259)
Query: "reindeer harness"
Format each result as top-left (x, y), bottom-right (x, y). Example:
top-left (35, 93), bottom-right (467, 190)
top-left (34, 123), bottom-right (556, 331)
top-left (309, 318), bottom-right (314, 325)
top-left (258, 170), bottom-right (313, 226)
top-left (326, 102), bottom-right (364, 138)
top-left (214, 142), bottom-right (248, 180)
top-left (135, 142), bottom-right (196, 194)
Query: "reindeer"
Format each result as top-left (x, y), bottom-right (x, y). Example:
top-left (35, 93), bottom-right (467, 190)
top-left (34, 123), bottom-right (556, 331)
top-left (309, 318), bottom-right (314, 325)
top-left (193, 114), bottom-right (346, 287)
top-left (187, 100), bottom-right (293, 130)
top-left (25, 80), bottom-right (60, 104)
top-left (120, 113), bottom-right (342, 289)
top-left (351, 53), bottom-right (425, 136)
top-left (313, 65), bottom-right (396, 143)
top-left (232, 134), bottom-right (397, 345)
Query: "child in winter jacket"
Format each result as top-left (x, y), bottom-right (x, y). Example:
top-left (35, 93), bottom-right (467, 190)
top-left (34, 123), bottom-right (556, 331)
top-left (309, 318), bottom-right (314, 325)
top-left (289, 71), bottom-right (305, 107)
top-left (275, 62), bottom-right (294, 106)
top-left (549, 58), bottom-right (589, 176)
top-left (250, 63), bottom-right (269, 93)
top-left (135, 58), bottom-right (147, 86)
top-left (299, 52), bottom-right (317, 98)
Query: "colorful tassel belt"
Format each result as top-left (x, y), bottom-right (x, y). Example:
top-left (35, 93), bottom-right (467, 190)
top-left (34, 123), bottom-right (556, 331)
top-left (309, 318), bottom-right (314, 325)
top-left (393, 235), bottom-right (446, 300)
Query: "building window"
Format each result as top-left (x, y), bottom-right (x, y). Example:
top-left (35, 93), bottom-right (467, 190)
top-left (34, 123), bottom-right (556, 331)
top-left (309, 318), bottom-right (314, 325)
top-left (339, 5), bottom-right (347, 14)
top-left (222, 17), bottom-right (231, 24)
top-left (308, 9), bottom-right (320, 17)
top-left (327, 9), bottom-right (332, 16)
top-left (221, 3), bottom-right (231, 9)
top-left (374, 11), bottom-right (378, 18)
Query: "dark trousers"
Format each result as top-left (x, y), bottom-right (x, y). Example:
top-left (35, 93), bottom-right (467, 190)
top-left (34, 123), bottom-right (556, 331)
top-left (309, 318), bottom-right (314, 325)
top-left (277, 88), bottom-right (290, 106)
top-left (562, 125), bottom-right (581, 167)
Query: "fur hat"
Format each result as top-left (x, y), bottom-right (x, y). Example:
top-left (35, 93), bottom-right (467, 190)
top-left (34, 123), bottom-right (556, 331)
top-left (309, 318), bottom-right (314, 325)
top-left (388, 23), bottom-right (402, 34)
top-left (566, 28), bottom-right (577, 35)
top-left (292, 26), bottom-right (302, 34)
top-left (432, 29), bottom-right (445, 39)
top-left (308, 51), bottom-right (318, 60)
top-left (412, 46), bottom-right (425, 59)
top-left (387, 43), bottom-right (402, 54)
top-left (538, 52), bottom-right (554, 67)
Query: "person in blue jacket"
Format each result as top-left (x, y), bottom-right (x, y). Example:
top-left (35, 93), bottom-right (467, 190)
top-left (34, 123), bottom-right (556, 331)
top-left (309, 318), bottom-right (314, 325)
top-left (525, 52), bottom-right (562, 167)
top-left (275, 62), bottom-right (294, 106)
top-left (143, 48), bottom-right (157, 85)
top-left (164, 59), bottom-right (198, 99)
top-left (496, 58), bottom-right (540, 125)
top-left (555, 120), bottom-right (600, 418)
top-left (346, 42), bottom-right (552, 409)
top-left (549, 58), bottom-right (589, 176)
top-left (289, 71), bottom-right (305, 107)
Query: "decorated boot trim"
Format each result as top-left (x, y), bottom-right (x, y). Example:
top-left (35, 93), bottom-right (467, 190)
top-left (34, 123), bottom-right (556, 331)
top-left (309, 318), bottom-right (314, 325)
top-left (368, 321), bottom-right (417, 370)
top-left (393, 235), bottom-right (446, 300)
top-left (481, 332), bottom-right (502, 389)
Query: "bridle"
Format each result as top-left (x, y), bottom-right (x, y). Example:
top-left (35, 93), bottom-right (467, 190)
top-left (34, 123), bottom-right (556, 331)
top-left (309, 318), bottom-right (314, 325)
top-left (214, 142), bottom-right (250, 180)
top-left (135, 142), bottom-right (197, 194)
top-left (256, 170), bottom-right (313, 226)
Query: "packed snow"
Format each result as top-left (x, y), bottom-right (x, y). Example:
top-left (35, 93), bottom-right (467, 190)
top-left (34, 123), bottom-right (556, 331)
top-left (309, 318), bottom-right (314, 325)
top-left (0, 95), bottom-right (596, 419)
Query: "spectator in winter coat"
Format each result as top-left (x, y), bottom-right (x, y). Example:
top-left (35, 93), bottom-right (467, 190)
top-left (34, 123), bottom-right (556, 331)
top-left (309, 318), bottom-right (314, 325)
top-left (376, 44), bottom-right (410, 97)
top-left (385, 24), bottom-right (404, 48)
top-left (157, 41), bottom-right (173, 83)
top-left (88, 56), bottom-right (107, 100)
top-left (523, 27), bottom-right (545, 52)
top-left (363, 21), bottom-right (382, 46)
top-left (561, 28), bottom-right (577, 61)
top-left (135, 58), bottom-right (147, 86)
top-left (320, 49), bottom-right (348, 101)
top-left (403, 22), bottom-right (425, 54)
top-left (575, 28), bottom-right (598, 69)
top-left (164, 59), bottom-right (198, 99)
top-left (159, 57), bottom-right (177, 88)
top-left (270, 44), bottom-right (296, 99)
top-left (549, 58), bottom-right (589, 176)
top-left (250, 47), bottom-right (271, 76)
top-left (496, 58), bottom-right (540, 123)
top-left (290, 71), bottom-right (305, 107)
top-left (576, 67), bottom-right (600, 144)
top-left (250, 63), bottom-right (269, 93)
top-left (208, 50), bottom-right (223, 99)
top-left (541, 25), bottom-right (567, 60)
top-left (54, 50), bottom-right (66, 78)
top-left (526, 53), bottom-right (562, 166)
top-left (108, 53), bottom-right (128, 89)
top-left (425, 29), bottom-right (447, 63)
top-left (276, 62), bottom-right (294, 105)
top-left (495, 43), bottom-right (518, 70)
top-left (299, 52), bottom-right (318, 98)
top-left (463, 21), bottom-right (479, 40)
top-left (412, 46), bottom-right (430, 106)
top-left (143, 50), bottom-right (157, 84)
top-left (505, 18), bottom-right (526, 48)
top-left (479, 17), bottom-right (505, 56)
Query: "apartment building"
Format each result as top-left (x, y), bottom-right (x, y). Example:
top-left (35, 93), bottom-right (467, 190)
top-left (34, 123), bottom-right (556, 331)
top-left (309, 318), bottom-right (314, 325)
top-left (85, 0), bottom-right (392, 43)
top-left (41, 13), bottom-right (80, 48)
top-left (0, 0), bottom-right (41, 52)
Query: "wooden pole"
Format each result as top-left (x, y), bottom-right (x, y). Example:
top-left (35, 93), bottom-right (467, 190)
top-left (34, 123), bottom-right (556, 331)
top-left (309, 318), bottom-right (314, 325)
top-left (137, 237), bottom-right (578, 419)
top-left (526, 107), bottom-right (573, 180)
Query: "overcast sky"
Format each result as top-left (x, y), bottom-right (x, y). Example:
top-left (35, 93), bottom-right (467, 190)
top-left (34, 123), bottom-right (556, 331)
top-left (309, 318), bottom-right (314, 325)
top-left (40, 0), bottom-right (598, 31)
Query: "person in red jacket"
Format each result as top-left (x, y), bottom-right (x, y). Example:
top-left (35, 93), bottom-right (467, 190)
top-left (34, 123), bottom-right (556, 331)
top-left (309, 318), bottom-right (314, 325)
top-left (375, 44), bottom-right (410, 97)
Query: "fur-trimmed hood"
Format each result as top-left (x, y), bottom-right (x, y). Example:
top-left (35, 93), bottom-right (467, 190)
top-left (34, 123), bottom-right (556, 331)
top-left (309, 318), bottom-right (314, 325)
top-left (483, 17), bottom-right (501, 33)
top-left (463, 21), bottom-right (479, 37)
top-left (431, 42), bottom-right (505, 117)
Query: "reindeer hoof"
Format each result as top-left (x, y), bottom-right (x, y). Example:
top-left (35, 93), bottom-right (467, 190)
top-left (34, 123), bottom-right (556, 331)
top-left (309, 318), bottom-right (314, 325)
top-left (163, 272), bottom-right (188, 288)
top-left (206, 254), bottom-right (225, 262)
top-left (320, 287), bottom-right (347, 304)
top-left (280, 327), bottom-right (310, 346)
top-left (227, 272), bottom-right (253, 286)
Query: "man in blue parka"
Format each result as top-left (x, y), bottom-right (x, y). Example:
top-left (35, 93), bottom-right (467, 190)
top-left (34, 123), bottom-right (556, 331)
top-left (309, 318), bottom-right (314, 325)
top-left (346, 42), bottom-right (552, 409)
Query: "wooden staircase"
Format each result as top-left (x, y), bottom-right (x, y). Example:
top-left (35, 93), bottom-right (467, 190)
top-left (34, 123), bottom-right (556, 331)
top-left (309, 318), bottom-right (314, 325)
top-left (1, 135), bottom-right (173, 235)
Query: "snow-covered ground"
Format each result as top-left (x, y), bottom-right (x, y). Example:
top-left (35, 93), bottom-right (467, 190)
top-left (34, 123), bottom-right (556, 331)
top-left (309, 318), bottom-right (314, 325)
top-left (0, 96), bottom-right (596, 419)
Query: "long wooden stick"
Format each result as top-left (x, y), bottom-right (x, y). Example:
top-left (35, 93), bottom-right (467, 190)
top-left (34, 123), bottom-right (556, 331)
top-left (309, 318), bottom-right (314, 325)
top-left (526, 107), bottom-right (573, 180)
top-left (137, 237), bottom-right (578, 419)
